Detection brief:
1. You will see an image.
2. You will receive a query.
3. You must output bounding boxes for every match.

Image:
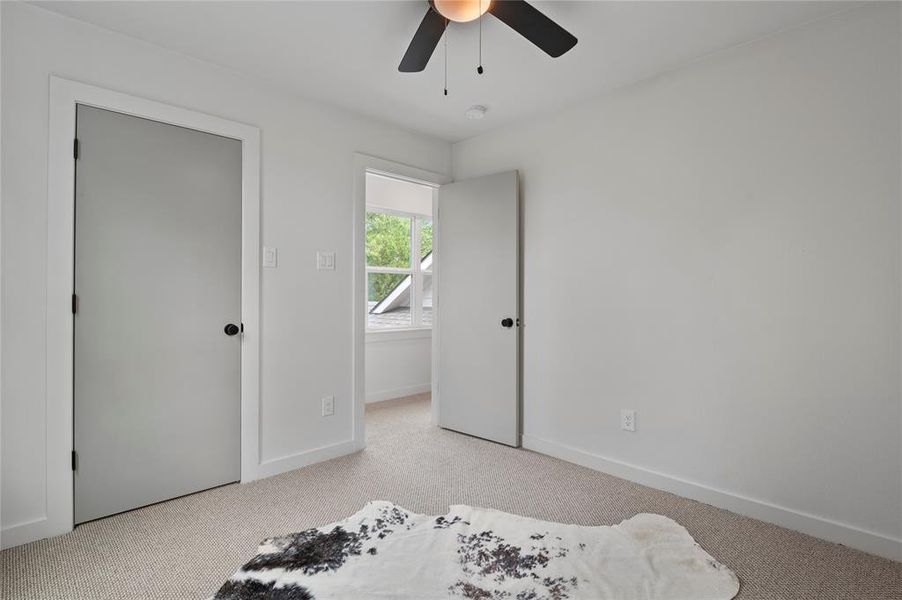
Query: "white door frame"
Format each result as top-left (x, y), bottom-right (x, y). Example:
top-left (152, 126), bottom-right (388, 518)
top-left (37, 76), bottom-right (261, 547)
top-left (351, 153), bottom-right (450, 449)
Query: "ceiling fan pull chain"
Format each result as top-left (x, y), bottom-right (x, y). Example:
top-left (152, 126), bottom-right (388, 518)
top-left (444, 18), bottom-right (449, 96)
top-left (477, 0), bottom-right (484, 75)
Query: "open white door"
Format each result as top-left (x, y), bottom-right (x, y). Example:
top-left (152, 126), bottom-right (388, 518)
top-left (436, 171), bottom-right (520, 446)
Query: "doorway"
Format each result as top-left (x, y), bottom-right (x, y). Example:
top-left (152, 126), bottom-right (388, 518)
top-left (363, 171), bottom-right (438, 442)
top-left (40, 77), bottom-right (260, 543)
top-left (73, 105), bottom-right (243, 523)
top-left (352, 156), bottom-right (521, 451)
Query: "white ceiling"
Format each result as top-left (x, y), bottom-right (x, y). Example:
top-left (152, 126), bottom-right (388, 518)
top-left (33, 1), bottom-right (856, 142)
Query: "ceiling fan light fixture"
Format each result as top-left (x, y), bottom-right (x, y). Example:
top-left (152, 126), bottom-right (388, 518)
top-left (431, 0), bottom-right (492, 23)
top-left (399, 1), bottom-right (577, 73)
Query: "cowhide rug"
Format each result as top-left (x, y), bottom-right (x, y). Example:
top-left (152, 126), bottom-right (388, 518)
top-left (214, 501), bottom-right (740, 600)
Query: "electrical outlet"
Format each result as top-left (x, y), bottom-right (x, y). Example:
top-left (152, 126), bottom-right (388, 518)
top-left (621, 409), bottom-right (636, 432)
top-left (322, 395), bottom-right (335, 417)
top-left (262, 247), bottom-right (278, 268)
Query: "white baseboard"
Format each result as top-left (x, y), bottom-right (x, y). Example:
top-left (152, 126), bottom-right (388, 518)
top-left (522, 434), bottom-right (902, 562)
top-left (1, 441), bottom-right (359, 550)
top-left (253, 439), bottom-right (358, 480)
top-left (366, 383), bottom-right (431, 404)
top-left (1, 516), bottom-right (52, 550)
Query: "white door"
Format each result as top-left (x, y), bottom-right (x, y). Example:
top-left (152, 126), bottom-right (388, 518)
top-left (74, 105), bottom-right (242, 523)
top-left (437, 171), bottom-right (520, 446)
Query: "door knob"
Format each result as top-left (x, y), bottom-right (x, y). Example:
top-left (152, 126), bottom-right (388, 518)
top-left (224, 323), bottom-right (241, 336)
top-left (501, 318), bottom-right (514, 328)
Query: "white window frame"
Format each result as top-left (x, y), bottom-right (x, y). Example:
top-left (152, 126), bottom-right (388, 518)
top-left (364, 205), bottom-right (433, 332)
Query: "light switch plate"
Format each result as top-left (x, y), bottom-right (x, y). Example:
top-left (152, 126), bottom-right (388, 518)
top-left (263, 247), bottom-right (278, 268)
top-left (322, 395), bottom-right (335, 417)
top-left (316, 251), bottom-right (335, 271)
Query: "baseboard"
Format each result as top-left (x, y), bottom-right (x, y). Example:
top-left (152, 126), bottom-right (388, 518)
top-left (253, 440), bottom-right (358, 480)
top-left (366, 383), bottom-right (431, 404)
top-left (1, 516), bottom-right (51, 550)
top-left (522, 434), bottom-right (902, 562)
top-left (1, 442), bottom-right (359, 549)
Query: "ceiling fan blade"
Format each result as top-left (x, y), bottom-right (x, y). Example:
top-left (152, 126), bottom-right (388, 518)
top-left (399, 8), bottom-right (448, 72)
top-left (489, 0), bottom-right (577, 58)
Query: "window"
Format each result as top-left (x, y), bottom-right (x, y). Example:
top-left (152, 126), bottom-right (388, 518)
top-left (366, 210), bottom-right (433, 330)
top-left (365, 171), bottom-right (435, 331)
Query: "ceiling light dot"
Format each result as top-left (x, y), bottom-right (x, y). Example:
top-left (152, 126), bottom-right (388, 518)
top-left (465, 105), bottom-right (487, 120)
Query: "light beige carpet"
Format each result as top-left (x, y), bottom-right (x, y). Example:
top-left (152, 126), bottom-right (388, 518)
top-left (1, 394), bottom-right (900, 599)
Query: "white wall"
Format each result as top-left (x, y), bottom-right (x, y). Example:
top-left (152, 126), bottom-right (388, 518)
top-left (365, 332), bottom-right (432, 403)
top-left (0, 2), bottom-right (450, 546)
top-left (366, 172), bottom-right (434, 217)
top-left (454, 5), bottom-right (901, 558)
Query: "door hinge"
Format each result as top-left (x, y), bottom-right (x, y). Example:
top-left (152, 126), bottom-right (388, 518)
top-left (71, 450), bottom-right (77, 471)
top-left (71, 293), bottom-right (78, 314)
top-left (73, 138), bottom-right (80, 160)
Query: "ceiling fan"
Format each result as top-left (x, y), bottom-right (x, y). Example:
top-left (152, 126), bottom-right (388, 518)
top-left (399, 0), bottom-right (578, 73)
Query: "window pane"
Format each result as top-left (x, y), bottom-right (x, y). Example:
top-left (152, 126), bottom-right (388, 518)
top-left (368, 272), bottom-right (411, 329)
top-left (366, 212), bottom-right (411, 268)
top-left (420, 218), bottom-right (433, 268)
top-left (421, 273), bottom-right (433, 327)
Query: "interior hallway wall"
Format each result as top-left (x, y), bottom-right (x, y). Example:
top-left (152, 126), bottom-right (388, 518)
top-left (365, 333), bottom-right (431, 403)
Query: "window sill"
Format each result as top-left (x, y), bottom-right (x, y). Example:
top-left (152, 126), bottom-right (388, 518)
top-left (366, 328), bottom-right (432, 343)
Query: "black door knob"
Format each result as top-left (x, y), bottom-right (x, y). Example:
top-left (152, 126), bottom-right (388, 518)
top-left (501, 318), bottom-right (514, 328)
top-left (224, 323), bottom-right (241, 336)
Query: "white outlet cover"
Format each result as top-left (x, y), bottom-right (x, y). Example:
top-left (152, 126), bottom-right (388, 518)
top-left (316, 251), bottom-right (335, 271)
top-left (262, 247), bottom-right (278, 268)
top-left (621, 409), bottom-right (636, 432)
top-left (322, 395), bottom-right (335, 417)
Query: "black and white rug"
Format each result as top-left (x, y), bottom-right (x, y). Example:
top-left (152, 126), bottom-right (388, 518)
top-left (214, 501), bottom-right (740, 599)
